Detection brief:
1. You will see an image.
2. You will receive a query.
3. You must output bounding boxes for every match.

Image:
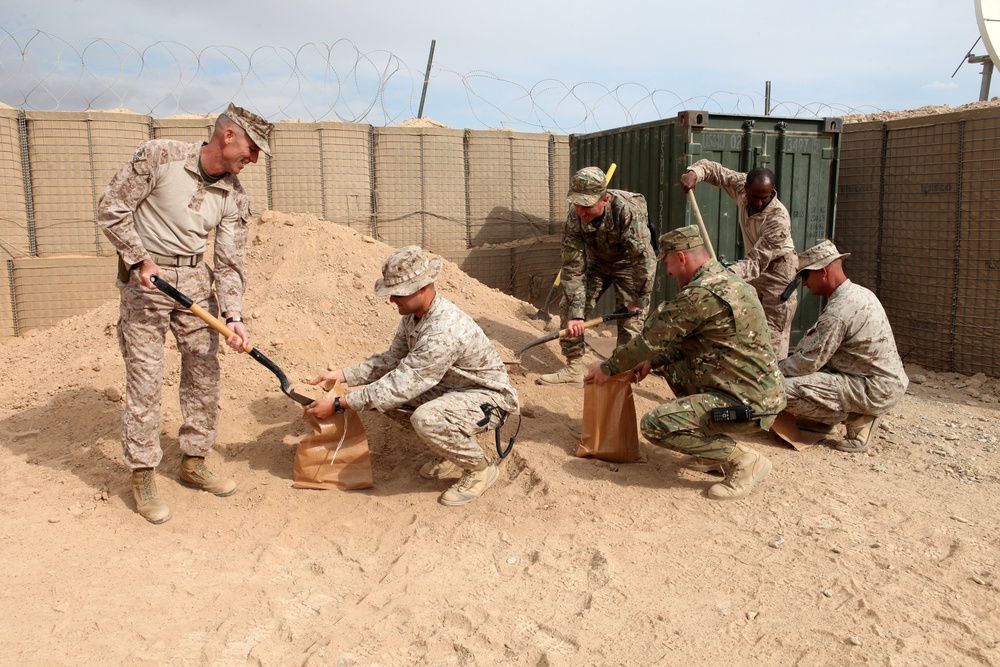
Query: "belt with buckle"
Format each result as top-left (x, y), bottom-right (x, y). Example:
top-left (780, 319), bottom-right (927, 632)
top-left (148, 252), bottom-right (203, 267)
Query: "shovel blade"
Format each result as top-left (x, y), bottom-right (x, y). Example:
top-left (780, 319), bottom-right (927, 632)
top-left (529, 310), bottom-right (552, 322)
top-left (249, 348), bottom-right (314, 406)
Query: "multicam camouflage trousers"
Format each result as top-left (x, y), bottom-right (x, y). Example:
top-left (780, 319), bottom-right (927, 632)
top-left (559, 268), bottom-right (646, 360)
top-left (116, 264), bottom-right (221, 470)
top-left (640, 391), bottom-right (764, 461)
top-left (385, 389), bottom-right (507, 468)
top-left (751, 253), bottom-right (798, 360)
top-left (641, 361), bottom-right (772, 459)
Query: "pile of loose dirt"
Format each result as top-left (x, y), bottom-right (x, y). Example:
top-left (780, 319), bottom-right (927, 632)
top-left (0, 210), bottom-right (997, 665)
top-left (395, 116), bottom-right (448, 128)
top-left (843, 98), bottom-right (1000, 123)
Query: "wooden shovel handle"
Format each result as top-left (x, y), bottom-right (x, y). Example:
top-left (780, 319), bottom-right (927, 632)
top-left (151, 275), bottom-right (254, 352)
top-left (687, 190), bottom-right (717, 261)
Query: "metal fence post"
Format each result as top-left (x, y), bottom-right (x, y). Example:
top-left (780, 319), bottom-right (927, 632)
top-left (17, 110), bottom-right (37, 257)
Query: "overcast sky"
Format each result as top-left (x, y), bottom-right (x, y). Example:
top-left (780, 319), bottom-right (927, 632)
top-left (0, 0), bottom-right (992, 132)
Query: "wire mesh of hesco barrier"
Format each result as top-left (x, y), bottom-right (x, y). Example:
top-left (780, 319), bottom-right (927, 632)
top-left (837, 107), bottom-right (1000, 377)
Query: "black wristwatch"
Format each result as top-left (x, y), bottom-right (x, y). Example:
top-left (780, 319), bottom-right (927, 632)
top-left (333, 397), bottom-right (345, 414)
top-left (225, 315), bottom-right (243, 324)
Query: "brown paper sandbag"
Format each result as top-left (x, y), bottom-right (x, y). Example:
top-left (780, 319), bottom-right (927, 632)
top-left (577, 372), bottom-right (641, 463)
top-left (293, 381), bottom-right (374, 490)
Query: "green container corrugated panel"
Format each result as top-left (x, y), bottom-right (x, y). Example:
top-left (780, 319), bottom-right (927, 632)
top-left (570, 110), bottom-right (841, 347)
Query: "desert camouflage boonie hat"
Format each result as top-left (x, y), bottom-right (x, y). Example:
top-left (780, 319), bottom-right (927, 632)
top-left (375, 246), bottom-right (443, 297)
top-left (567, 167), bottom-right (608, 206)
top-left (223, 103), bottom-right (274, 156)
top-left (796, 239), bottom-right (850, 274)
top-left (657, 225), bottom-right (704, 259)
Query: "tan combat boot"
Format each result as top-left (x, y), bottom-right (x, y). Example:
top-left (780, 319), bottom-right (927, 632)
top-left (796, 417), bottom-right (839, 435)
top-left (439, 458), bottom-right (499, 506)
top-left (419, 457), bottom-right (462, 480)
top-left (131, 468), bottom-right (171, 524)
top-left (839, 413), bottom-right (882, 453)
top-left (535, 358), bottom-right (586, 387)
top-left (708, 445), bottom-right (772, 501)
top-left (179, 455), bottom-right (237, 497)
top-left (677, 455), bottom-right (725, 474)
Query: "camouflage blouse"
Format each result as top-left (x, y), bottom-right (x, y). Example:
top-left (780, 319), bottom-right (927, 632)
top-left (600, 260), bottom-right (786, 426)
top-left (343, 295), bottom-right (519, 414)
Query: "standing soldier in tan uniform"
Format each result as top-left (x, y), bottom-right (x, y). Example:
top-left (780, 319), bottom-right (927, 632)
top-left (680, 160), bottom-right (798, 359)
top-left (537, 166), bottom-right (656, 387)
top-left (97, 103), bottom-right (274, 524)
top-left (779, 240), bottom-right (908, 453)
top-left (585, 226), bottom-right (786, 501)
top-left (307, 246), bottom-right (520, 507)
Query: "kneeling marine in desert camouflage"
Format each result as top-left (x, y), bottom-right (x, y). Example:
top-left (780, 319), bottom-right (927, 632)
top-left (779, 240), bottom-right (908, 453)
top-left (307, 246), bottom-right (520, 506)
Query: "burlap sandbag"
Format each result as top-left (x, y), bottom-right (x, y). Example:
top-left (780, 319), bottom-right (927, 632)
top-left (293, 381), bottom-right (374, 490)
top-left (577, 372), bottom-right (641, 463)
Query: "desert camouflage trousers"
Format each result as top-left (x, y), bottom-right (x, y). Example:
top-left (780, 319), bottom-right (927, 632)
top-left (559, 268), bottom-right (647, 360)
top-left (784, 371), bottom-right (878, 425)
top-left (116, 264), bottom-right (221, 469)
top-left (640, 391), bottom-right (764, 460)
top-left (384, 388), bottom-right (507, 468)
top-left (751, 253), bottom-right (797, 360)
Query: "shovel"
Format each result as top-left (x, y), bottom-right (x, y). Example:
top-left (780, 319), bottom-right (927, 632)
top-left (530, 269), bottom-right (561, 323)
top-left (511, 309), bottom-right (639, 363)
top-left (151, 275), bottom-right (314, 406)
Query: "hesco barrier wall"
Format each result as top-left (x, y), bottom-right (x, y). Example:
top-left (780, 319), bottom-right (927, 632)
top-left (0, 109), bottom-right (569, 337)
top-left (7, 105), bottom-right (1000, 378)
top-left (837, 106), bottom-right (1000, 377)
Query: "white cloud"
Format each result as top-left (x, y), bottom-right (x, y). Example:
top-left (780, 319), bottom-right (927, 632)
top-left (926, 81), bottom-right (961, 90)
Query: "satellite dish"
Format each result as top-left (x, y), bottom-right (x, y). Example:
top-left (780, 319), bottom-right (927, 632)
top-left (975, 0), bottom-right (1000, 66)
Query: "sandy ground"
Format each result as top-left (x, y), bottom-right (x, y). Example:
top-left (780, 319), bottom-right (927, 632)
top-left (0, 211), bottom-right (998, 666)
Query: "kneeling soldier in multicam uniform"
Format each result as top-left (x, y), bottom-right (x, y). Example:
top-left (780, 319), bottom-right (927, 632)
top-left (97, 103), bottom-right (274, 524)
top-left (307, 246), bottom-right (520, 506)
top-left (585, 226), bottom-right (786, 501)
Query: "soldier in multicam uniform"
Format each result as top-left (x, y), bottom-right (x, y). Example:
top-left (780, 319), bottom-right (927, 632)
top-left (680, 160), bottom-right (798, 359)
top-left (585, 226), bottom-right (786, 501)
top-left (536, 166), bottom-right (656, 387)
top-left (307, 246), bottom-right (520, 507)
top-left (779, 240), bottom-right (908, 453)
top-left (97, 103), bottom-right (274, 524)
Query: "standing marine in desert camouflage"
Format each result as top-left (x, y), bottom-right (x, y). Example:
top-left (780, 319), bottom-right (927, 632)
top-left (98, 103), bottom-right (273, 524)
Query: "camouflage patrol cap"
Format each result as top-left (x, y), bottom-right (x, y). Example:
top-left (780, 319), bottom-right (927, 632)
top-left (375, 245), bottom-right (443, 297)
top-left (796, 239), bottom-right (850, 274)
top-left (223, 103), bottom-right (274, 156)
top-left (657, 225), bottom-right (704, 259)
top-left (567, 167), bottom-right (608, 206)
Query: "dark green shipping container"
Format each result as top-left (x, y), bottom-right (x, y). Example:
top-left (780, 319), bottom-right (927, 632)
top-left (570, 110), bottom-right (842, 347)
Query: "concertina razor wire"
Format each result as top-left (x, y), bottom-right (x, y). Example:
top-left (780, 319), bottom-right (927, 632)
top-left (0, 29), bottom-right (883, 133)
